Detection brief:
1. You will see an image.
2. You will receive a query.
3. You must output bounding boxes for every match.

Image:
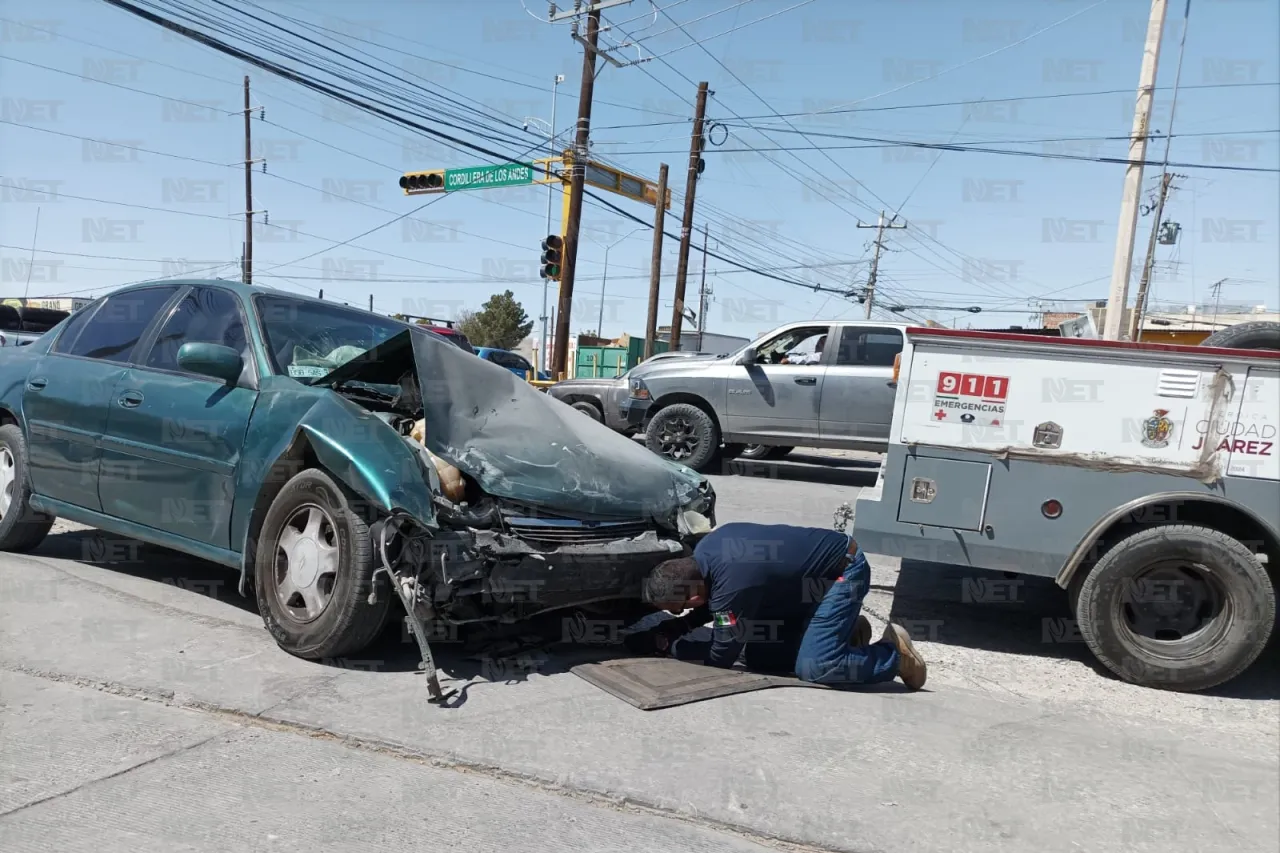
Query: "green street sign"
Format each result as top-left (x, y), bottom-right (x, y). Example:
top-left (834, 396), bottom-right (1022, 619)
top-left (444, 162), bottom-right (534, 192)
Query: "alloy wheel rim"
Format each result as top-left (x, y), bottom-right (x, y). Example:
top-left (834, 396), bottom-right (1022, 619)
top-left (656, 416), bottom-right (699, 460)
top-left (273, 504), bottom-right (340, 624)
top-left (0, 447), bottom-right (15, 520)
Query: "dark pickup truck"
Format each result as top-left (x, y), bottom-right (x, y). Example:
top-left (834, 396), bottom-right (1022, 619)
top-left (545, 350), bottom-right (715, 431)
top-left (0, 305), bottom-right (70, 347)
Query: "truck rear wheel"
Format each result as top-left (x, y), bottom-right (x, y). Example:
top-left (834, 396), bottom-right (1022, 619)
top-left (1075, 524), bottom-right (1275, 692)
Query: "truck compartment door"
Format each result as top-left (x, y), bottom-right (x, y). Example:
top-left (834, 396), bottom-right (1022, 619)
top-left (896, 455), bottom-right (992, 531)
top-left (1224, 368), bottom-right (1278, 481)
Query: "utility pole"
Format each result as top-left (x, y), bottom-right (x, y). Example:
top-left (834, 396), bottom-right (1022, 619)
top-left (643, 163), bottom-right (669, 360)
top-left (551, 7), bottom-right (601, 380)
top-left (1209, 277), bottom-right (1229, 326)
top-left (539, 73), bottom-right (564, 375)
top-left (1103, 0), bottom-right (1170, 340)
top-left (1128, 172), bottom-right (1176, 341)
top-left (242, 76), bottom-right (253, 284)
top-left (695, 226), bottom-right (710, 347)
top-left (856, 211), bottom-right (906, 319)
top-left (669, 82), bottom-right (709, 350)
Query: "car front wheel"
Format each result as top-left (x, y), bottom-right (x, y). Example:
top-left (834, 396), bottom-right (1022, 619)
top-left (644, 403), bottom-right (719, 472)
top-left (0, 423), bottom-right (54, 552)
top-left (254, 468), bottom-right (392, 660)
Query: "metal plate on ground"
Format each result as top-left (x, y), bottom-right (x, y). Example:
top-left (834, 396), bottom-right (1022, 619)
top-left (571, 658), bottom-right (829, 710)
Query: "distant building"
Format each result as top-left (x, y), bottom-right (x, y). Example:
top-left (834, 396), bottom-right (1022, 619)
top-left (1083, 302), bottom-right (1277, 345)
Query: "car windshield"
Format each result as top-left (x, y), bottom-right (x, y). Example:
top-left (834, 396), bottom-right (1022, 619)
top-left (255, 294), bottom-right (405, 382)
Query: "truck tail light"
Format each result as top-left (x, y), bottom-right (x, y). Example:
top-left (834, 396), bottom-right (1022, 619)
top-left (891, 352), bottom-right (901, 383)
top-left (1041, 499), bottom-right (1063, 519)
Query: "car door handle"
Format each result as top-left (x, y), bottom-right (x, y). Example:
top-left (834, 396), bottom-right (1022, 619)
top-left (118, 390), bottom-right (144, 408)
top-left (794, 376), bottom-right (817, 386)
top-left (26, 377), bottom-right (47, 391)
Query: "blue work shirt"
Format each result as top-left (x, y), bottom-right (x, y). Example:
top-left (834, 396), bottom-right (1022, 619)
top-left (673, 523), bottom-right (852, 668)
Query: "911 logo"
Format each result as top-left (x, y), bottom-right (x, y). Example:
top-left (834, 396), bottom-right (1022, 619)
top-left (929, 372), bottom-right (1009, 427)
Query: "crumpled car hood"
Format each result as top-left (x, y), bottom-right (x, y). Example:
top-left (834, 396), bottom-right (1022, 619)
top-left (316, 329), bottom-right (712, 527)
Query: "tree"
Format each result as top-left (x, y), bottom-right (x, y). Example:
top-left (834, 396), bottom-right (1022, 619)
top-left (457, 290), bottom-right (533, 349)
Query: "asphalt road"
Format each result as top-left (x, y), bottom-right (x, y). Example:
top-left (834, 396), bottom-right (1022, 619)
top-left (2, 450), bottom-right (1277, 853)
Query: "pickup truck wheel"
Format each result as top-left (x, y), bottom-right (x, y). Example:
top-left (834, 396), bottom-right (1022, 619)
top-left (571, 401), bottom-right (603, 422)
top-left (1076, 524), bottom-right (1275, 692)
top-left (0, 424), bottom-right (54, 552)
top-left (254, 468), bottom-right (392, 661)
top-left (645, 403), bottom-right (719, 471)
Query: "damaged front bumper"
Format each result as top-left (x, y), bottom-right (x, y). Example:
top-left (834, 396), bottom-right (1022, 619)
top-left (374, 514), bottom-right (691, 703)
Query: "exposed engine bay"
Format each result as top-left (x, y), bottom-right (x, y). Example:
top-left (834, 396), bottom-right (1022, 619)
top-left (318, 344), bottom-right (715, 702)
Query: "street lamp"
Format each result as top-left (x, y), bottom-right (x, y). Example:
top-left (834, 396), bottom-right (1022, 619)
top-left (592, 226), bottom-right (648, 336)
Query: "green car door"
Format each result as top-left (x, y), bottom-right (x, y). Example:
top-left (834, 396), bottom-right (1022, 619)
top-left (23, 286), bottom-right (183, 511)
top-left (97, 286), bottom-right (258, 549)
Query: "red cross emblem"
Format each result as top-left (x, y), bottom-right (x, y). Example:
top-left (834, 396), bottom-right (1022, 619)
top-left (991, 419), bottom-right (1000, 426)
top-left (934, 409), bottom-right (947, 420)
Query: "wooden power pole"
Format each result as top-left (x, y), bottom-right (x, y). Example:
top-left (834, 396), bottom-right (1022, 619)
top-left (669, 81), bottom-right (709, 352)
top-left (643, 162), bottom-right (669, 360)
top-left (1103, 0), bottom-right (1170, 339)
top-left (1128, 172), bottom-right (1175, 341)
top-left (551, 6), bottom-right (602, 380)
top-left (856, 211), bottom-right (906, 318)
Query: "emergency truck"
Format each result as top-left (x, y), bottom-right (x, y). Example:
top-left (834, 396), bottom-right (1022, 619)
top-left (850, 327), bottom-right (1278, 692)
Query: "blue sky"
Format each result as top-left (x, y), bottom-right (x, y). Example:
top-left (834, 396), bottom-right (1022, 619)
top-left (1, 0), bottom-right (1276, 339)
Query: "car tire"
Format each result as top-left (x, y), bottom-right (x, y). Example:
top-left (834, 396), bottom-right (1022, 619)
top-left (0, 423), bottom-right (54, 552)
top-left (720, 443), bottom-right (747, 460)
top-left (572, 401), bottom-right (603, 422)
top-left (254, 468), bottom-right (392, 661)
top-left (1199, 320), bottom-right (1280, 351)
top-left (1075, 524), bottom-right (1275, 692)
top-left (645, 403), bottom-right (719, 472)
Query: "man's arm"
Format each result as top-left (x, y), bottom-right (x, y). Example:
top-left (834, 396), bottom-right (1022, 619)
top-left (664, 605), bottom-right (748, 668)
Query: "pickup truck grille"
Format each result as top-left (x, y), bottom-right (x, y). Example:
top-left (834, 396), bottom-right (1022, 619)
top-left (505, 517), bottom-right (652, 545)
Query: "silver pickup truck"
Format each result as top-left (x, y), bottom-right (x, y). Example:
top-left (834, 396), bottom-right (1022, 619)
top-left (621, 320), bottom-right (907, 471)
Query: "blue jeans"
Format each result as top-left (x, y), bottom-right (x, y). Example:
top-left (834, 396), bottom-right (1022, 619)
top-left (793, 546), bottom-right (900, 685)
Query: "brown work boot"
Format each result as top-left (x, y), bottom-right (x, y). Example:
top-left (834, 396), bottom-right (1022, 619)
top-left (851, 615), bottom-right (872, 647)
top-left (881, 623), bottom-right (927, 690)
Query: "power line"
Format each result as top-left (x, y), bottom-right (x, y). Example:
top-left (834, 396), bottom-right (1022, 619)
top-left (592, 81), bottom-right (1280, 130)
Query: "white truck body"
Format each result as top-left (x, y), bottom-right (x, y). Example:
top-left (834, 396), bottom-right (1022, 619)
top-left (852, 327), bottom-right (1278, 691)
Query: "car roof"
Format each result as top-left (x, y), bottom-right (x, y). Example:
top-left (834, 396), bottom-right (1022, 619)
top-left (100, 278), bottom-right (397, 324)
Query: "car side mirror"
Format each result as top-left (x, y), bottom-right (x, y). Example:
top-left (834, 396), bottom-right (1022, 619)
top-left (178, 342), bottom-right (243, 384)
top-left (738, 346), bottom-right (758, 366)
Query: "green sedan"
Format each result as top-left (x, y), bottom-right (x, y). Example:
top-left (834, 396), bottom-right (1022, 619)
top-left (0, 280), bottom-right (715, 694)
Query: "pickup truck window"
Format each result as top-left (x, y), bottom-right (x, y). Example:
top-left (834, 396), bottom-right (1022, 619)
top-left (760, 325), bottom-right (829, 364)
top-left (835, 326), bottom-right (903, 367)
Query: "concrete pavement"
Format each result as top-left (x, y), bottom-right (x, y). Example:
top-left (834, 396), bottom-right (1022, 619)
top-left (2, 457), bottom-right (1277, 852)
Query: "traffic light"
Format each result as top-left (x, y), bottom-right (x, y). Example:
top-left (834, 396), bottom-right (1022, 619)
top-left (400, 170), bottom-right (445, 195)
top-left (540, 234), bottom-right (563, 280)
